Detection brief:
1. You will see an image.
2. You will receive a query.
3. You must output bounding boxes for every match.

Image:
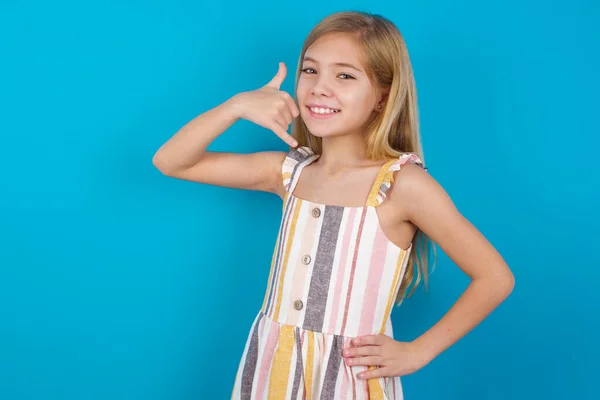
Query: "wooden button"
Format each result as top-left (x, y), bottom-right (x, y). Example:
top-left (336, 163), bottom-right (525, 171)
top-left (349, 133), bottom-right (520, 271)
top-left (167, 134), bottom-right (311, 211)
top-left (294, 300), bottom-right (304, 310)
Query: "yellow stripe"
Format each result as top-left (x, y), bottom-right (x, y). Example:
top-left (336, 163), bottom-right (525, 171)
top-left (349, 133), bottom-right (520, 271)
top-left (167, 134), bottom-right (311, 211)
top-left (282, 171), bottom-right (292, 183)
top-left (305, 331), bottom-right (314, 400)
top-left (378, 251), bottom-right (407, 334)
top-left (367, 371), bottom-right (384, 400)
top-left (273, 198), bottom-right (303, 321)
top-left (267, 325), bottom-right (295, 399)
top-left (261, 235), bottom-right (279, 312)
top-left (365, 159), bottom-right (396, 207)
top-left (283, 191), bottom-right (289, 211)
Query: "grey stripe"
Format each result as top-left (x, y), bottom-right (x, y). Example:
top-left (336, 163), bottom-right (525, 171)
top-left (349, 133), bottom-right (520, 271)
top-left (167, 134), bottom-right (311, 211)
top-left (303, 205), bottom-right (344, 331)
top-left (320, 335), bottom-right (344, 399)
top-left (290, 327), bottom-right (304, 399)
top-left (289, 157), bottom-right (308, 190)
top-left (240, 313), bottom-right (263, 400)
top-left (288, 147), bottom-right (309, 162)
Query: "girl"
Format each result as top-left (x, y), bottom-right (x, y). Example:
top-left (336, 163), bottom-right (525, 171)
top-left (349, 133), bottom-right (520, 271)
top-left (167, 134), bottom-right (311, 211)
top-left (153, 11), bottom-right (514, 400)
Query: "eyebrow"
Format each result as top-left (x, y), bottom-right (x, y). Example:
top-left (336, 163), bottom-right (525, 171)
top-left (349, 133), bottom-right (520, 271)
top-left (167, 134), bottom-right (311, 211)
top-left (302, 56), bottom-right (363, 72)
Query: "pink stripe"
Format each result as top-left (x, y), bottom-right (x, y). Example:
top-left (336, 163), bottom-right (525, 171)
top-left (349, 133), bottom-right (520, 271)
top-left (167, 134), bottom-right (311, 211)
top-left (327, 208), bottom-right (358, 333)
top-left (357, 223), bottom-right (389, 335)
top-left (340, 337), bottom-right (352, 395)
top-left (341, 208), bottom-right (368, 336)
top-left (255, 320), bottom-right (280, 398)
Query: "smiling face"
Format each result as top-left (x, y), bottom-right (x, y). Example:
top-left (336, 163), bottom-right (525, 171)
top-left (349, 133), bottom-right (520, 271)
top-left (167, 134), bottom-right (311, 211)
top-left (296, 32), bottom-right (384, 139)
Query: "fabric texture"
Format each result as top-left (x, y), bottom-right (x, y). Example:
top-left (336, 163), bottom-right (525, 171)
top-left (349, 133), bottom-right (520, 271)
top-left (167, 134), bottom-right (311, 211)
top-left (231, 146), bottom-right (426, 399)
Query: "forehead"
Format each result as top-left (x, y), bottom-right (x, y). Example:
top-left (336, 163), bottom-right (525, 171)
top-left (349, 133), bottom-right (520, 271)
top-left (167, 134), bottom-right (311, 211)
top-left (304, 33), bottom-right (366, 66)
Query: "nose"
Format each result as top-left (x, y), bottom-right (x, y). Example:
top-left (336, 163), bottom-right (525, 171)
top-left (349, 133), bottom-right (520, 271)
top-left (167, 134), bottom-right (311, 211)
top-left (311, 75), bottom-right (333, 97)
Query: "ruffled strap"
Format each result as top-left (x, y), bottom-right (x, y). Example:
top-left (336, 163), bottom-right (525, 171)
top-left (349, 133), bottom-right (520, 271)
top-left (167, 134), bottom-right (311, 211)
top-left (282, 146), bottom-right (320, 193)
top-left (365, 153), bottom-right (427, 207)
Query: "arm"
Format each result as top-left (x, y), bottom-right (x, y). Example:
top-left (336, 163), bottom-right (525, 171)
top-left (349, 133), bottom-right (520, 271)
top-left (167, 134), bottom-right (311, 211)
top-left (152, 97), bottom-right (286, 194)
top-left (152, 62), bottom-right (299, 196)
top-left (342, 164), bottom-right (515, 378)
top-left (399, 164), bottom-right (515, 363)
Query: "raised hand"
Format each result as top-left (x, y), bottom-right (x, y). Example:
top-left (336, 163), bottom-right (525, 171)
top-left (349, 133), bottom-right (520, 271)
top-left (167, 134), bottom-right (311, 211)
top-left (232, 62), bottom-right (300, 147)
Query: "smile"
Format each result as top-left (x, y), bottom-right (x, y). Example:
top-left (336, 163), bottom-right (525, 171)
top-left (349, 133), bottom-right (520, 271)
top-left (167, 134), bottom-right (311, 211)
top-left (307, 106), bottom-right (341, 120)
top-left (308, 106), bottom-right (340, 114)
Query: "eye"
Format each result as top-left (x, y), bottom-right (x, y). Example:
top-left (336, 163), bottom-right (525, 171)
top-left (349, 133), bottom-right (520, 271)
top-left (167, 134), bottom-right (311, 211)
top-left (301, 67), bottom-right (316, 74)
top-left (339, 73), bottom-right (355, 80)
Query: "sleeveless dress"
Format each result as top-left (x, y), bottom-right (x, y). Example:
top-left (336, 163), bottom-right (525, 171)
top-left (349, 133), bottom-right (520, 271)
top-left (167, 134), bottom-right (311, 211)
top-left (231, 146), bottom-right (426, 400)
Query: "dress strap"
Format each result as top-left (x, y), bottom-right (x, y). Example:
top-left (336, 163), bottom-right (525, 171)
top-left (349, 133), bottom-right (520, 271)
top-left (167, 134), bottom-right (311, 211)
top-left (365, 152), bottom-right (427, 207)
top-left (281, 146), bottom-right (320, 193)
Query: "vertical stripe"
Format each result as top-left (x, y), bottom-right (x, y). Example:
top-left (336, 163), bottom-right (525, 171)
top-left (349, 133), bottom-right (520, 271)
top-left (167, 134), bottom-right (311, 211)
top-left (255, 320), bottom-right (280, 399)
top-left (339, 337), bottom-right (352, 396)
top-left (305, 330), bottom-right (315, 400)
top-left (267, 325), bottom-right (295, 399)
top-left (367, 369), bottom-right (384, 400)
top-left (358, 225), bottom-right (389, 335)
top-left (351, 366), bottom-right (357, 400)
top-left (265, 195), bottom-right (296, 315)
top-left (320, 335), bottom-right (344, 400)
top-left (261, 233), bottom-right (280, 312)
top-left (378, 250), bottom-right (408, 334)
top-left (287, 207), bottom-right (319, 327)
top-left (340, 207), bottom-right (368, 336)
top-left (326, 207), bottom-right (358, 334)
top-left (290, 327), bottom-right (304, 399)
top-left (240, 313), bottom-right (264, 400)
top-left (273, 197), bottom-right (303, 321)
top-left (303, 205), bottom-right (344, 331)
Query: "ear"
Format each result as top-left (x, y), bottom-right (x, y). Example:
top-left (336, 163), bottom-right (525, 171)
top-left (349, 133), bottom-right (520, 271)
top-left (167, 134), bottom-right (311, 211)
top-left (375, 91), bottom-right (389, 112)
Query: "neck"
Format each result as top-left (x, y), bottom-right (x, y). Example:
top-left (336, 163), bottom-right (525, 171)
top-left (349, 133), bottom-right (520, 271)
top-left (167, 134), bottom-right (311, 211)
top-left (316, 135), bottom-right (370, 176)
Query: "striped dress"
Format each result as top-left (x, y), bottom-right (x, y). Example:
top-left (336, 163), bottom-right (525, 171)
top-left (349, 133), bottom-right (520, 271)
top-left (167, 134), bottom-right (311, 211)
top-left (231, 146), bottom-right (426, 400)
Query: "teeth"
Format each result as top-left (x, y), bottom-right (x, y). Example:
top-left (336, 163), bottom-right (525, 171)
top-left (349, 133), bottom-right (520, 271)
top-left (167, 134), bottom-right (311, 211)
top-left (310, 107), bottom-right (339, 114)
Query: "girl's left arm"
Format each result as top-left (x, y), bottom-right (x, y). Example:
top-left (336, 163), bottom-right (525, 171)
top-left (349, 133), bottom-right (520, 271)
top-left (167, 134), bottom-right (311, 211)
top-left (401, 164), bottom-right (515, 364)
top-left (344, 164), bottom-right (515, 378)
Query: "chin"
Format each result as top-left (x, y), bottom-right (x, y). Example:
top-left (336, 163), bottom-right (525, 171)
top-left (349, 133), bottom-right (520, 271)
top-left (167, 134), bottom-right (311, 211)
top-left (306, 127), bottom-right (346, 138)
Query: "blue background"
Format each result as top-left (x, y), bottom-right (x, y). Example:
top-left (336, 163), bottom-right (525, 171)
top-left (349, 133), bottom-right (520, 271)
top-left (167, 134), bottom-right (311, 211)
top-left (1, 1), bottom-right (598, 399)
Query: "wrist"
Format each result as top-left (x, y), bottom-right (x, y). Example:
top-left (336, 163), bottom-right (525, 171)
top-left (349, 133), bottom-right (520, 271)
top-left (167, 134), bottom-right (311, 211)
top-left (225, 93), bottom-right (246, 120)
top-left (410, 337), bottom-right (435, 367)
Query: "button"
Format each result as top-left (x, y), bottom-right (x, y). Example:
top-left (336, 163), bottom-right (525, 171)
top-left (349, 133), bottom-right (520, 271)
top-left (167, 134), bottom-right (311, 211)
top-left (294, 300), bottom-right (304, 310)
top-left (312, 208), bottom-right (321, 218)
top-left (302, 255), bottom-right (312, 265)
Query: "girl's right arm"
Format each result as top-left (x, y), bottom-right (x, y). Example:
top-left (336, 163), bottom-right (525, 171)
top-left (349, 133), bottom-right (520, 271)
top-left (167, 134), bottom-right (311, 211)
top-left (152, 62), bottom-right (299, 196)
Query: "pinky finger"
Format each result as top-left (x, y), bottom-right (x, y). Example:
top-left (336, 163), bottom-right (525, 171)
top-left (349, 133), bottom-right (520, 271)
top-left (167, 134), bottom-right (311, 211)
top-left (270, 122), bottom-right (297, 147)
top-left (359, 367), bottom-right (391, 380)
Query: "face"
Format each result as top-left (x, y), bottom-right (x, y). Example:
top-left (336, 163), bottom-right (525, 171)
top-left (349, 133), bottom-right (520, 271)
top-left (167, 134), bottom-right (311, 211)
top-left (296, 32), bottom-right (384, 139)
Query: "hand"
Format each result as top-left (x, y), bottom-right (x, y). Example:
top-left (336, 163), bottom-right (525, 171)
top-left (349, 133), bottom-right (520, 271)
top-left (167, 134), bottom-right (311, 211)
top-left (342, 335), bottom-right (429, 379)
top-left (231, 62), bottom-right (300, 147)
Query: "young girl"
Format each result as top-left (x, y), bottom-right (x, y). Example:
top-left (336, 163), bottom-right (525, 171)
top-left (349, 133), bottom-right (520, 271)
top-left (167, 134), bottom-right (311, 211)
top-left (153, 11), bottom-right (514, 400)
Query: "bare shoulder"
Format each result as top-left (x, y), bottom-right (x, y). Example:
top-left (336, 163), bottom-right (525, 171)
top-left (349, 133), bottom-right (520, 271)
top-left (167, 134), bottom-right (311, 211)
top-left (239, 150), bottom-right (288, 197)
top-left (391, 162), bottom-right (451, 216)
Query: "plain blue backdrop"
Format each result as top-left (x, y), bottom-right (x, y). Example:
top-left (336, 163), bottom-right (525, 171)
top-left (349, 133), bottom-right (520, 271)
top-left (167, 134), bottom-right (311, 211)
top-left (1, 1), bottom-right (598, 399)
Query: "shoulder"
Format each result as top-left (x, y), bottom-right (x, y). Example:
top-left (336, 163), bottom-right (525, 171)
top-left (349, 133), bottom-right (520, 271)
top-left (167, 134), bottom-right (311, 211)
top-left (276, 145), bottom-right (318, 198)
top-left (245, 150), bottom-right (288, 195)
top-left (388, 157), bottom-right (457, 223)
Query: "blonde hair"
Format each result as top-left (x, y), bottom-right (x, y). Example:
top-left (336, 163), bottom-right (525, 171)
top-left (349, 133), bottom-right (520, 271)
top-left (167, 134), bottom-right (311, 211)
top-left (290, 11), bottom-right (437, 306)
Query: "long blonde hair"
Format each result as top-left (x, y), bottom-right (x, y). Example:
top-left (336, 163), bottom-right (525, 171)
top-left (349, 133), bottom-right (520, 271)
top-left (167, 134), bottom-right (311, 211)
top-left (290, 11), bottom-right (437, 306)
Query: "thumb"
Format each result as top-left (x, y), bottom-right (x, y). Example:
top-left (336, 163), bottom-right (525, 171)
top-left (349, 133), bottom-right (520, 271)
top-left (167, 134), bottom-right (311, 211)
top-left (264, 62), bottom-right (287, 89)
